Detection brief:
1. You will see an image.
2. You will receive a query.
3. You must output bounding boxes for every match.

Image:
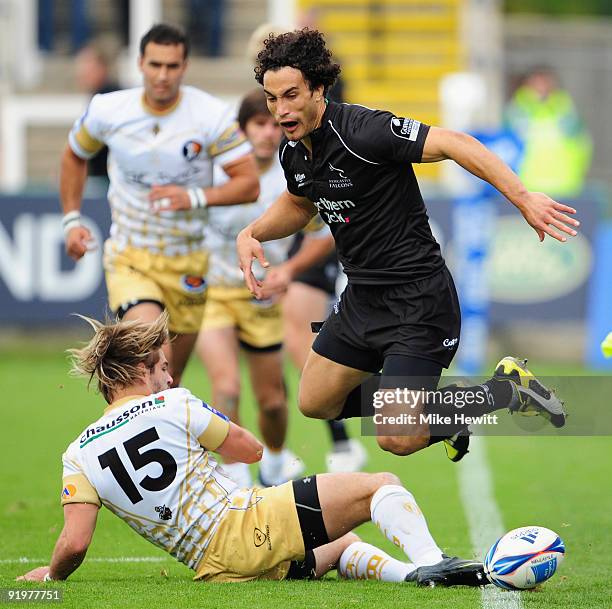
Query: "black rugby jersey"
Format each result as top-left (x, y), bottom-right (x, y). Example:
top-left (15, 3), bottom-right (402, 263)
top-left (279, 101), bottom-right (445, 285)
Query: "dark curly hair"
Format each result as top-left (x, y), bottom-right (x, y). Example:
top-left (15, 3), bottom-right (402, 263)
top-left (254, 28), bottom-right (340, 95)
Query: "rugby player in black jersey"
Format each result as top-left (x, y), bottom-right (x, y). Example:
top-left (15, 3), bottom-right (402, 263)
top-left (237, 29), bottom-right (575, 461)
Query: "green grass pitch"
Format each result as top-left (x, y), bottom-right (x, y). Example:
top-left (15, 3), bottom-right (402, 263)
top-left (0, 345), bottom-right (610, 609)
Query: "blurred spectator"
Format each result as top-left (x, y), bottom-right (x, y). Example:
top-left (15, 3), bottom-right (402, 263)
top-left (504, 67), bottom-right (592, 198)
top-left (75, 40), bottom-right (120, 177)
top-left (38, 0), bottom-right (91, 52)
top-left (186, 0), bottom-right (224, 56)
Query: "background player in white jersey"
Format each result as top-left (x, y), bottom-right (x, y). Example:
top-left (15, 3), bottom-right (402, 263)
top-left (197, 89), bottom-right (333, 486)
top-left (60, 24), bottom-right (259, 386)
top-left (18, 314), bottom-right (486, 586)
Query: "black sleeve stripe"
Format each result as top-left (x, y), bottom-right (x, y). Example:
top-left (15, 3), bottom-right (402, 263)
top-left (328, 120), bottom-right (380, 166)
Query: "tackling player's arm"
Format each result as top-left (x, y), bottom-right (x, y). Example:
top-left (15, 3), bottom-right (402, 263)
top-left (149, 153), bottom-right (260, 212)
top-left (421, 127), bottom-right (580, 243)
top-left (194, 396), bottom-right (263, 463)
top-left (215, 422), bottom-right (263, 464)
top-left (17, 503), bottom-right (99, 582)
top-left (237, 189), bottom-right (317, 297)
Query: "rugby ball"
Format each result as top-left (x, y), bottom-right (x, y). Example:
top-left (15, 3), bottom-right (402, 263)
top-left (484, 526), bottom-right (565, 590)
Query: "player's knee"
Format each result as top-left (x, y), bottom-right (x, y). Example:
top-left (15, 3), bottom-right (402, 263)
top-left (259, 400), bottom-right (287, 418)
top-left (376, 435), bottom-right (428, 456)
top-left (255, 382), bottom-right (286, 412)
top-left (297, 388), bottom-right (332, 419)
top-left (215, 382), bottom-right (240, 403)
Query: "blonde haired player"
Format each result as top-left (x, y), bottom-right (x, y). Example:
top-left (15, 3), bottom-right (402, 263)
top-left (18, 315), bottom-right (486, 587)
top-left (197, 88), bottom-right (333, 486)
top-left (60, 24), bottom-right (259, 386)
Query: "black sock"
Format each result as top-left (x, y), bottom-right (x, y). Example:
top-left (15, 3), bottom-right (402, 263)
top-left (426, 378), bottom-right (515, 445)
top-left (335, 384), bottom-right (376, 419)
top-left (327, 420), bottom-right (350, 443)
top-left (482, 378), bottom-right (514, 410)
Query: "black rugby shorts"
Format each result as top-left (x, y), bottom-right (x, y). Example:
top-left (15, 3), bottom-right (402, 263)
top-left (312, 267), bottom-right (461, 373)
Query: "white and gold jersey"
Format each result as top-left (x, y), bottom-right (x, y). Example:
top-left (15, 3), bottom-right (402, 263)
top-left (205, 157), bottom-right (331, 287)
top-left (61, 387), bottom-right (236, 571)
top-left (69, 86), bottom-right (252, 256)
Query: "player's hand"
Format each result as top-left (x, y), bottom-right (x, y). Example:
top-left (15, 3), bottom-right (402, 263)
top-left (16, 566), bottom-right (50, 582)
top-left (518, 193), bottom-right (579, 242)
top-left (149, 184), bottom-right (191, 212)
top-left (236, 229), bottom-right (269, 298)
top-left (65, 225), bottom-right (97, 261)
top-left (259, 265), bottom-right (293, 299)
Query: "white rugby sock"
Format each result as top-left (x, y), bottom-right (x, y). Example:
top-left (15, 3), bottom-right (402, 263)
top-left (339, 542), bottom-right (416, 582)
top-left (221, 462), bottom-right (252, 488)
top-left (259, 447), bottom-right (285, 485)
top-left (371, 485), bottom-right (444, 567)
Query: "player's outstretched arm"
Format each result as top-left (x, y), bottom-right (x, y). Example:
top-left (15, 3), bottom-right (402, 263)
top-left (216, 422), bottom-right (264, 464)
top-left (60, 145), bottom-right (96, 261)
top-left (17, 503), bottom-right (99, 582)
top-left (237, 190), bottom-right (317, 297)
top-left (149, 154), bottom-right (260, 212)
top-left (421, 127), bottom-right (580, 243)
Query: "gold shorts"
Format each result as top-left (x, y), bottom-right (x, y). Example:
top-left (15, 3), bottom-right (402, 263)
top-left (201, 286), bottom-right (283, 349)
top-left (194, 482), bottom-right (305, 582)
top-left (104, 243), bottom-right (209, 335)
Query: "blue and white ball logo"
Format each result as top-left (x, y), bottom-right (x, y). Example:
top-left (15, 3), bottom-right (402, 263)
top-left (484, 526), bottom-right (565, 590)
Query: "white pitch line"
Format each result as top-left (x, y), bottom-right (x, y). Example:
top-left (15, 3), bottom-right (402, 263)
top-left (0, 557), bottom-right (170, 565)
top-left (457, 435), bottom-right (523, 609)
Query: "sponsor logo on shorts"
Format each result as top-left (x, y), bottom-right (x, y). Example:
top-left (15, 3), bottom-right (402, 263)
top-left (155, 504), bottom-right (173, 521)
top-left (443, 337), bottom-right (459, 348)
top-left (62, 484), bottom-right (77, 499)
top-left (253, 525), bottom-right (272, 550)
top-left (182, 140), bottom-right (203, 161)
top-left (180, 275), bottom-right (207, 293)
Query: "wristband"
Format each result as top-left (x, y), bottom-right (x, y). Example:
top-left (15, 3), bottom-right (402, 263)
top-left (43, 572), bottom-right (54, 582)
top-left (187, 187), bottom-right (207, 209)
top-left (62, 211), bottom-right (81, 237)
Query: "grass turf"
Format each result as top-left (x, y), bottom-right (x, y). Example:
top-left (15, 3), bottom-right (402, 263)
top-left (0, 349), bottom-right (609, 608)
